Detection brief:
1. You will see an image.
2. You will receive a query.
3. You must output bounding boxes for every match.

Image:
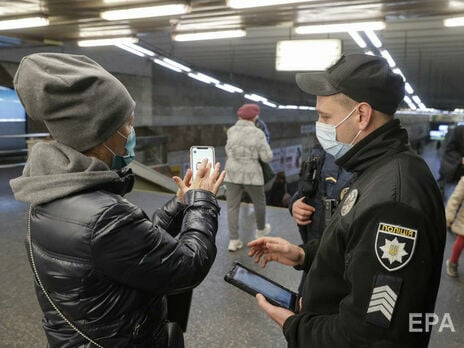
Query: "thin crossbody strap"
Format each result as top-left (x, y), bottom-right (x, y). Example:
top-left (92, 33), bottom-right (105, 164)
top-left (27, 206), bottom-right (104, 348)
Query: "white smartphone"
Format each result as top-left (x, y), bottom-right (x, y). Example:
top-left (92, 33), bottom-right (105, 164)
top-left (190, 146), bottom-right (215, 179)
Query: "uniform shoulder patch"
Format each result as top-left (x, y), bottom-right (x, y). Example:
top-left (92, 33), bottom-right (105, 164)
top-left (375, 222), bottom-right (417, 272)
top-left (341, 188), bottom-right (358, 216)
top-left (366, 273), bottom-right (403, 328)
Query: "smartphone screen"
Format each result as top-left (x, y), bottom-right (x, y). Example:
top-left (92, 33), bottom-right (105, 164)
top-left (190, 146), bottom-right (215, 179)
top-left (225, 263), bottom-right (296, 311)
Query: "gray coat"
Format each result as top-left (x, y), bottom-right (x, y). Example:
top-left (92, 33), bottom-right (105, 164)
top-left (225, 119), bottom-right (273, 186)
top-left (446, 176), bottom-right (464, 236)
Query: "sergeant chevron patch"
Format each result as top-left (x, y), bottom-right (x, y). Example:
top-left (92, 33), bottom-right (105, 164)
top-left (366, 274), bottom-right (403, 328)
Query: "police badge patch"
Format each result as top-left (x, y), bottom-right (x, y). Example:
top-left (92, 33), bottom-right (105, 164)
top-left (341, 189), bottom-right (358, 216)
top-left (375, 222), bottom-right (417, 272)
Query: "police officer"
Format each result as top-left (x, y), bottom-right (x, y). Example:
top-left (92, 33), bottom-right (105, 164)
top-left (248, 54), bottom-right (446, 347)
top-left (289, 141), bottom-right (352, 295)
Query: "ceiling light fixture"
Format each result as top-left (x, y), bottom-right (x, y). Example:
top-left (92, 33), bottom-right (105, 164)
top-left (127, 43), bottom-right (156, 56)
top-left (187, 72), bottom-right (220, 84)
top-left (380, 49), bottom-right (395, 67)
top-left (153, 58), bottom-right (183, 73)
top-left (79, 28), bottom-right (133, 38)
top-left (175, 16), bottom-right (242, 31)
top-left (227, 0), bottom-right (316, 9)
top-left (393, 68), bottom-right (405, 81)
top-left (0, 16), bottom-right (49, 30)
top-left (173, 29), bottom-right (246, 42)
top-left (444, 16), bottom-right (464, 27)
top-left (348, 31), bottom-right (366, 48)
top-left (276, 39), bottom-right (341, 71)
top-left (364, 30), bottom-right (383, 48)
top-left (116, 43), bottom-right (145, 57)
top-left (77, 37), bottom-right (138, 47)
top-left (263, 101), bottom-right (277, 108)
top-left (101, 4), bottom-right (190, 21)
top-left (162, 58), bottom-right (191, 72)
top-left (412, 95), bottom-right (422, 105)
top-left (244, 93), bottom-right (268, 102)
top-left (278, 105), bottom-right (299, 109)
top-left (295, 21), bottom-right (385, 34)
top-left (405, 82), bottom-right (414, 94)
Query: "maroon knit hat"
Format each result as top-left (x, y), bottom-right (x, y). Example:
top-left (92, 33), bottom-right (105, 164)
top-left (237, 103), bottom-right (260, 120)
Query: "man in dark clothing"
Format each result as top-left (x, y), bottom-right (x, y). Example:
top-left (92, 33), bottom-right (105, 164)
top-left (290, 142), bottom-right (352, 243)
top-left (289, 142), bottom-right (352, 294)
top-left (438, 125), bottom-right (464, 200)
top-left (248, 54), bottom-right (446, 347)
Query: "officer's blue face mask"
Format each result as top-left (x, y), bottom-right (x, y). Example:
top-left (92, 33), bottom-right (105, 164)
top-left (315, 106), bottom-right (361, 160)
top-left (104, 127), bottom-right (136, 169)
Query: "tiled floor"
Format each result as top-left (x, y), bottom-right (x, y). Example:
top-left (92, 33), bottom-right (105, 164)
top-left (0, 141), bottom-right (462, 347)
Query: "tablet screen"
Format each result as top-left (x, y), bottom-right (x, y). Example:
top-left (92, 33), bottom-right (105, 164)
top-left (233, 266), bottom-right (293, 309)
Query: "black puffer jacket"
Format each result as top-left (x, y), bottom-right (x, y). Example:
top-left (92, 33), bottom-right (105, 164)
top-left (284, 119), bottom-right (446, 348)
top-left (27, 177), bottom-right (219, 347)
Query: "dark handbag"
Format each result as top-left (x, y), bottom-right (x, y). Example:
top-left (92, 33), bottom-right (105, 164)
top-left (260, 160), bottom-right (275, 184)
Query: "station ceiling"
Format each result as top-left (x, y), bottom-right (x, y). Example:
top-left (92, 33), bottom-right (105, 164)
top-left (1, 0), bottom-right (464, 111)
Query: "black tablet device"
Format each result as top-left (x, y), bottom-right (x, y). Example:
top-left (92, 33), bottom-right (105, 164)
top-left (224, 262), bottom-right (298, 312)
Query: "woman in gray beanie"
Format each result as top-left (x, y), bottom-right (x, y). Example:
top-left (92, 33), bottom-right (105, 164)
top-left (10, 53), bottom-right (225, 348)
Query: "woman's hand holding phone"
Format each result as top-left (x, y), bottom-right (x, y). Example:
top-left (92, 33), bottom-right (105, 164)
top-left (173, 159), bottom-right (226, 202)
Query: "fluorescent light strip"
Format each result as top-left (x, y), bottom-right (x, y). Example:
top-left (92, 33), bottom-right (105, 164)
top-left (78, 37), bottom-right (138, 47)
top-left (101, 4), bottom-right (189, 20)
top-left (188, 72), bottom-right (219, 84)
top-left (405, 82), bottom-right (414, 94)
top-left (79, 28), bottom-right (132, 38)
top-left (278, 105), bottom-right (298, 109)
top-left (295, 21), bottom-right (385, 34)
top-left (393, 68), bottom-right (405, 81)
top-left (263, 101), bottom-right (277, 108)
top-left (349, 31), bottom-right (366, 48)
top-left (215, 83), bottom-right (243, 93)
top-left (0, 118), bottom-right (25, 122)
top-left (244, 93), bottom-right (267, 102)
top-left (0, 16), bottom-right (49, 30)
top-left (380, 49), bottom-right (395, 67)
top-left (127, 43), bottom-right (156, 56)
top-left (153, 58), bottom-right (182, 73)
top-left (176, 16), bottom-right (242, 31)
top-left (162, 58), bottom-right (191, 72)
top-left (114, 40), bottom-right (313, 112)
top-left (364, 30), bottom-right (382, 48)
top-left (116, 43), bottom-right (145, 57)
top-left (215, 84), bottom-right (235, 93)
top-left (221, 83), bottom-right (243, 93)
top-left (412, 95), bottom-right (422, 104)
top-left (228, 0), bottom-right (315, 8)
top-left (444, 16), bottom-right (464, 27)
top-left (173, 29), bottom-right (246, 42)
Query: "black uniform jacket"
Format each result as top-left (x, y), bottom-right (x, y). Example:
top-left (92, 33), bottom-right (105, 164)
top-left (284, 119), bottom-right (446, 347)
top-left (27, 176), bottom-right (220, 348)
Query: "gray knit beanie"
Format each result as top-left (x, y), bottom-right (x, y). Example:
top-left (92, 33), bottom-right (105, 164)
top-left (13, 52), bottom-right (136, 152)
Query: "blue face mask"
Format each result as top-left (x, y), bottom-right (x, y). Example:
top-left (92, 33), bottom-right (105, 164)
top-left (104, 127), bottom-right (136, 169)
top-left (315, 106), bottom-right (361, 159)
